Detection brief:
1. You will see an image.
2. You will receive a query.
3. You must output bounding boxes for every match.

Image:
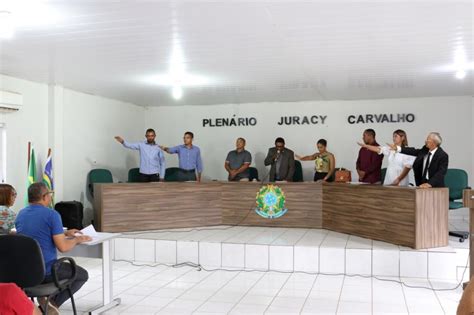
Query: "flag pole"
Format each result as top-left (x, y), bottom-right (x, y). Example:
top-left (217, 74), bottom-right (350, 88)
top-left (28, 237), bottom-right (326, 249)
top-left (27, 141), bottom-right (31, 169)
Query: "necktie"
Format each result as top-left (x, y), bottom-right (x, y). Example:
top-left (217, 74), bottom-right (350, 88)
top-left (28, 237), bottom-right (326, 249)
top-left (422, 152), bottom-right (431, 180)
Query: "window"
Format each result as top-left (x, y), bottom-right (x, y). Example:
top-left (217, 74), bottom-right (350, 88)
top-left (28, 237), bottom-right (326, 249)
top-left (0, 123), bottom-right (6, 183)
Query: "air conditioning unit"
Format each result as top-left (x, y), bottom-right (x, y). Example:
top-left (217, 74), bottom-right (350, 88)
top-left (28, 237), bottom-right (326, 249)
top-left (0, 90), bottom-right (22, 113)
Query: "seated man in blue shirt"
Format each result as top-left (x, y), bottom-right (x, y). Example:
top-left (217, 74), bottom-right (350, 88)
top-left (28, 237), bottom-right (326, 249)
top-left (161, 131), bottom-right (203, 182)
top-left (115, 128), bottom-right (166, 182)
top-left (15, 183), bottom-right (91, 314)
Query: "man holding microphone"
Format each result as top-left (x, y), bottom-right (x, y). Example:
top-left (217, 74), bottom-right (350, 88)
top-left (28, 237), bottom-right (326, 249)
top-left (264, 137), bottom-right (295, 182)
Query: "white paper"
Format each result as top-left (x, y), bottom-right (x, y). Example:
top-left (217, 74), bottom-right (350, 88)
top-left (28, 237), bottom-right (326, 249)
top-left (75, 225), bottom-right (120, 245)
top-left (78, 224), bottom-right (98, 237)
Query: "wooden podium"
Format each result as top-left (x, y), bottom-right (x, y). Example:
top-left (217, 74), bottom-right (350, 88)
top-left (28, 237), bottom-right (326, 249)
top-left (94, 182), bottom-right (449, 249)
top-left (463, 189), bottom-right (474, 281)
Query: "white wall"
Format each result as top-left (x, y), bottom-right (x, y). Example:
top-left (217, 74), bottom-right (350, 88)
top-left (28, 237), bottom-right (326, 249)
top-left (0, 75), bottom-right (50, 211)
top-left (0, 74), bottom-right (144, 218)
top-left (1, 72), bottom-right (472, 215)
top-left (145, 96), bottom-right (473, 186)
top-left (61, 89), bottom-right (145, 215)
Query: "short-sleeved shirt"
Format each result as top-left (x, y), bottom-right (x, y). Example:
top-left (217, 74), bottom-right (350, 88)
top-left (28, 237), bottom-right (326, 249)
top-left (15, 204), bottom-right (64, 275)
top-left (0, 283), bottom-right (34, 315)
top-left (226, 149), bottom-right (252, 180)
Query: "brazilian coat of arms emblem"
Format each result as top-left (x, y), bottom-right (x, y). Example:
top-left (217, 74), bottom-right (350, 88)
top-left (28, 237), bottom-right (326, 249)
top-left (255, 185), bottom-right (288, 219)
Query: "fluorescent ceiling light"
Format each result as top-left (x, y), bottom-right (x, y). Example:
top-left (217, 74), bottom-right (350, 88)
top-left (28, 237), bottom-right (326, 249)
top-left (143, 42), bottom-right (212, 100)
top-left (172, 86), bottom-right (183, 100)
top-left (434, 45), bottom-right (473, 79)
top-left (453, 46), bottom-right (469, 80)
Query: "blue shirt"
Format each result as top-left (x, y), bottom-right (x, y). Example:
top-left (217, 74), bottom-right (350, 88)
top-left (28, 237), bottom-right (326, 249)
top-left (15, 204), bottom-right (64, 275)
top-left (123, 140), bottom-right (166, 176)
top-left (169, 145), bottom-right (203, 173)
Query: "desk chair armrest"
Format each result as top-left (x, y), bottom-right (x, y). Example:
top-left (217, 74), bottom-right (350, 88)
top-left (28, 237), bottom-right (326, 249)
top-left (51, 257), bottom-right (77, 289)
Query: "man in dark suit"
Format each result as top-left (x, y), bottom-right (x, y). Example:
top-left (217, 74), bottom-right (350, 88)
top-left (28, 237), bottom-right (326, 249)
top-left (392, 132), bottom-right (448, 188)
top-left (264, 137), bottom-right (295, 182)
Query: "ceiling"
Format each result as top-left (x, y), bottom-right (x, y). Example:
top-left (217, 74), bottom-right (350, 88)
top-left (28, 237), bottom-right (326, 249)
top-left (0, 0), bottom-right (472, 106)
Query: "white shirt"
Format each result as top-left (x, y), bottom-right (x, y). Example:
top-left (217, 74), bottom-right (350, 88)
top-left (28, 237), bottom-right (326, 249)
top-left (379, 146), bottom-right (415, 186)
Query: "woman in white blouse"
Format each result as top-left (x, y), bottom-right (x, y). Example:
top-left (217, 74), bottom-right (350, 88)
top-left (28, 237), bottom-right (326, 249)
top-left (358, 129), bottom-right (415, 186)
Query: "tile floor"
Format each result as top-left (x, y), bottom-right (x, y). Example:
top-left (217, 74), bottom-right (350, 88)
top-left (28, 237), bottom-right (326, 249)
top-left (59, 257), bottom-right (465, 315)
top-left (57, 207), bottom-right (469, 314)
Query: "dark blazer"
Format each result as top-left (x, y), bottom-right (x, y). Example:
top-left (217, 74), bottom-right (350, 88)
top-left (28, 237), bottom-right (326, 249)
top-left (264, 147), bottom-right (295, 182)
top-left (401, 145), bottom-right (449, 187)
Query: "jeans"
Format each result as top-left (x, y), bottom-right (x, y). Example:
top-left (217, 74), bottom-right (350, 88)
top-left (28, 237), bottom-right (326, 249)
top-left (42, 263), bottom-right (89, 306)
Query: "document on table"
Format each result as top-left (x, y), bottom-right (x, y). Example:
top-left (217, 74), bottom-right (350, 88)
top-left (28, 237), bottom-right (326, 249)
top-left (76, 225), bottom-right (117, 245)
top-left (79, 224), bottom-right (98, 237)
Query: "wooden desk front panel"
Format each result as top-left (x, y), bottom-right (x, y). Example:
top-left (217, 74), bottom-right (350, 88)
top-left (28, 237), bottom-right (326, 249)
top-left (95, 182), bottom-right (448, 249)
top-left (221, 182), bottom-right (323, 228)
top-left (96, 183), bottom-right (222, 232)
top-left (415, 188), bottom-right (448, 249)
top-left (322, 183), bottom-right (417, 247)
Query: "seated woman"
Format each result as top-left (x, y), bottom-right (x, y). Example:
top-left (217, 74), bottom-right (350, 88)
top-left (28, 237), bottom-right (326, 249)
top-left (296, 139), bottom-right (336, 182)
top-left (0, 184), bottom-right (17, 233)
top-left (358, 129), bottom-right (415, 186)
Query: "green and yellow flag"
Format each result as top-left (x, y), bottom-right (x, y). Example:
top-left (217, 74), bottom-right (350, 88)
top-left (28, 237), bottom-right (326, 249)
top-left (25, 147), bottom-right (37, 205)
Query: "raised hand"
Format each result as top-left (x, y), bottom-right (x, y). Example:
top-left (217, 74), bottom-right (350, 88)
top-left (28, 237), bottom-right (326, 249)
top-left (114, 136), bottom-right (124, 144)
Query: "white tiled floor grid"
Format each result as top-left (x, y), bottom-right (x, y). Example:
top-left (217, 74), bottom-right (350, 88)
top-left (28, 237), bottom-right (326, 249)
top-left (114, 222), bottom-right (469, 281)
top-left (59, 257), bottom-right (464, 315)
top-left (59, 208), bottom-right (468, 314)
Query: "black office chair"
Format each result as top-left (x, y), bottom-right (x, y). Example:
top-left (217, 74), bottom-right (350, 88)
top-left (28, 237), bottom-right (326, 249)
top-left (249, 167), bottom-right (259, 181)
top-left (164, 167), bottom-right (181, 182)
top-left (0, 235), bottom-right (78, 314)
top-left (293, 160), bottom-right (304, 182)
top-left (445, 169), bottom-right (470, 242)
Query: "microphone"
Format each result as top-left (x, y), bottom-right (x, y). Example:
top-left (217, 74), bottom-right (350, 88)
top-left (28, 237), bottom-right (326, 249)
top-left (273, 150), bottom-right (281, 163)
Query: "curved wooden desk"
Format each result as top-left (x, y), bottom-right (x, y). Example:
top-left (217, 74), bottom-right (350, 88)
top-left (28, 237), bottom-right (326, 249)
top-left (94, 182), bottom-right (448, 249)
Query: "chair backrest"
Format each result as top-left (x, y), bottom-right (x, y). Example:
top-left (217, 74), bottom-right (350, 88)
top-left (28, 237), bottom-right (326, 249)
top-left (88, 169), bottom-right (113, 197)
top-left (445, 168), bottom-right (469, 201)
top-left (381, 168), bottom-right (387, 184)
top-left (0, 235), bottom-right (45, 288)
top-left (164, 167), bottom-right (181, 182)
top-left (128, 167), bottom-right (141, 183)
top-left (293, 160), bottom-right (304, 182)
top-left (249, 167), bottom-right (259, 182)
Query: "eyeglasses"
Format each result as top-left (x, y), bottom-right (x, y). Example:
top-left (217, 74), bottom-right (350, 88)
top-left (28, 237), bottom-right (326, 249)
top-left (43, 191), bottom-right (54, 197)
